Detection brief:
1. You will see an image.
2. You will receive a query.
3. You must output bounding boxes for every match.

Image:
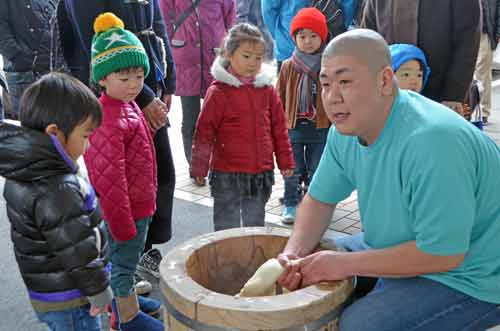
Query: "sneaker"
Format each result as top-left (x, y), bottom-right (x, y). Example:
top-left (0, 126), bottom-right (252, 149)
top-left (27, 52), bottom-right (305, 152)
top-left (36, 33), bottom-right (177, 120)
top-left (137, 248), bottom-right (162, 279)
top-left (134, 272), bottom-right (153, 296)
top-left (281, 206), bottom-right (296, 225)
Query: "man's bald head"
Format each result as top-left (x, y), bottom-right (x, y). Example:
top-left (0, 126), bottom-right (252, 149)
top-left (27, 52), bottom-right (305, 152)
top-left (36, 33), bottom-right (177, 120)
top-left (323, 29), bottom-right (391, 74)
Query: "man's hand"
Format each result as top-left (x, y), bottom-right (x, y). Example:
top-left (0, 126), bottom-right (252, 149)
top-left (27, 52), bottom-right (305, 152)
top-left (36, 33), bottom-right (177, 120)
top-left (276, 253), bottom-right (302, 291)
top-left (162, 94), bottom-right (172, 111)
top-left (298, 250), bottom-right (350, 287)
top-left (280, 169), bottom-right (294, 178)
top-left (143, 98), bottom-right (168, 130)
top-left (442, 101), bottom-right (464, 116)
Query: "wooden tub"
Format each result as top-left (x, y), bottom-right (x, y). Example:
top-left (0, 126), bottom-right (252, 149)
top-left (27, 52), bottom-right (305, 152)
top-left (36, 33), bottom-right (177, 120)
top-left (160, 227), bottom-right (353, 331)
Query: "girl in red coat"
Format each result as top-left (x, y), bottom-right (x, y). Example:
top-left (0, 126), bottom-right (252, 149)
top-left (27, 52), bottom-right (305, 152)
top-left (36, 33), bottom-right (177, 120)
top-left (190, 23), bottom-right (295, 231)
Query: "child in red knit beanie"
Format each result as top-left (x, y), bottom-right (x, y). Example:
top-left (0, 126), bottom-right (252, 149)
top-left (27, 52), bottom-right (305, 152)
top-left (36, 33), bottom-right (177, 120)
top-left (277, 8), bottom-right (331, 224)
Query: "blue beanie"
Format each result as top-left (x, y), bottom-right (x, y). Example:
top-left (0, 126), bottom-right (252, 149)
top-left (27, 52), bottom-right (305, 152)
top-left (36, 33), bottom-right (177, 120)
top-left (389, 44), bottom-right (430, 91)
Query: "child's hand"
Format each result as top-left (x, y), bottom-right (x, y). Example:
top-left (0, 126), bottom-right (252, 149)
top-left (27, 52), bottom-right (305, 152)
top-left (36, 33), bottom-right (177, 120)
top-left (194, 177), bottom-right (206, 186)
top-left (89, 305), bottom-right (107, 316)
top-left (281, 169), bottom-right (294, 178)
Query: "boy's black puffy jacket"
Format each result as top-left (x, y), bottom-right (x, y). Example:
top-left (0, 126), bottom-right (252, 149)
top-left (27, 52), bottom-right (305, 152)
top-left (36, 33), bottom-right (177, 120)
top-left (0, 123), bottom-right (109, 296)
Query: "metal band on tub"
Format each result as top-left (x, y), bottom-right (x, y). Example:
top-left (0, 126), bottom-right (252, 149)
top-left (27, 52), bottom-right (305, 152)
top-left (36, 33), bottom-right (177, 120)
top-left (162, 295), bottom-right (348, 331)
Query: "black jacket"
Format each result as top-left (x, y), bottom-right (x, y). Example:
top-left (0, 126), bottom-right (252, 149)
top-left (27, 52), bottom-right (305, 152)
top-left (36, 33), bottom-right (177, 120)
top-left (362, 0), bottom-right (481, 103)
top-left (0, 0), bottom-right (60, 73)
top-left (58, 0), bottom-right (176, 108)
top-left (483, 0), bottom-right (500, 49)
top-left (0, 124), bottom-right (109, 297)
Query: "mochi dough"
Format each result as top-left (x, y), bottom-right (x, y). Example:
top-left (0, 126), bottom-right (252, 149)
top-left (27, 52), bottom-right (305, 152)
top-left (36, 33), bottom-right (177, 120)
top-left (237, 258), bottom-right (285, 297)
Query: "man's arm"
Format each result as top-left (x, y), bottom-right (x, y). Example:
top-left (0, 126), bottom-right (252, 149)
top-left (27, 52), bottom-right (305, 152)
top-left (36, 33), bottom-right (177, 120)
top-left (282, 194), bottom-right (336, 258)
top-left (298, 240), bottom-right (464, 286)
top-left (278, 195), bottom-right (337, 290)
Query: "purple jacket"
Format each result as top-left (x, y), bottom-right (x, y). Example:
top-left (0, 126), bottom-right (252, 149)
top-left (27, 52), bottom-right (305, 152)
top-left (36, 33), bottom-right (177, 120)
top-left (160, 0), bottom-right (235, 97)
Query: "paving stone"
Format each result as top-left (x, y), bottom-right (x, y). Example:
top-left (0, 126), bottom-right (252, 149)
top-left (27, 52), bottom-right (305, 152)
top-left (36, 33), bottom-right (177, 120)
top-left (330, 218), bottom-right (358, 232)
top-left (343, 226), bottom-right (362, 235)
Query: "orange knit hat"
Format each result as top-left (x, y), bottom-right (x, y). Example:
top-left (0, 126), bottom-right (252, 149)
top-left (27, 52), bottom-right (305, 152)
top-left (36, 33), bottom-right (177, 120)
top-left (290, 8), bottom-right (328, 43)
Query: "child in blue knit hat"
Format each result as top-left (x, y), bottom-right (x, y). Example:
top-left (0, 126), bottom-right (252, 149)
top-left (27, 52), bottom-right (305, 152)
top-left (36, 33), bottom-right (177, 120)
top-left (389, 43), bottom-right (430, 94)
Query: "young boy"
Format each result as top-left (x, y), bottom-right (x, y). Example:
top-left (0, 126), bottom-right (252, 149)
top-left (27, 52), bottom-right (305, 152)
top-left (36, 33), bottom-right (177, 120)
top-left (0, 72), bottom-right (112, 331)
top-left (277, 8), bottom-right (331, 224)
top-left (389, 43), bottom-right (431, 93)
top-left (84, 13), bottom-right (164, 331)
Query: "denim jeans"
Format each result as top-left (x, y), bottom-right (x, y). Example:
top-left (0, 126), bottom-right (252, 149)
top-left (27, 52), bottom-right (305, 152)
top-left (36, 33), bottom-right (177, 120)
top-left (210, 172), bottom-right (273, 231)
top-left (107, 217), bottom-right (152, 297)
top-left (180, 95), bottom-right (202, 164)
top-left (5, 71), bottom-right (38, 118)
top-left (283, 142), bottom-right (325, 207)
top-left (36, 305), bottom-right (101, 331)
top-left (335, 233), bottom-right (500, 331)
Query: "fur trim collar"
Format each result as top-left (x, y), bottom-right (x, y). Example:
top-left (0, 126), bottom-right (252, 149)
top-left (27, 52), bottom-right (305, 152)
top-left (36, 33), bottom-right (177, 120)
top-left (210, 57), bottom-right (273, 88)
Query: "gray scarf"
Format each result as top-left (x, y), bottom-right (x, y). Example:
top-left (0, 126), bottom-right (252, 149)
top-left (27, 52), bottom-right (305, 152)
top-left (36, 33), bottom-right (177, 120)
top-left (378, 0), bottom-right (420, 44)
top-left (291, 49), bottom-right (322, 117)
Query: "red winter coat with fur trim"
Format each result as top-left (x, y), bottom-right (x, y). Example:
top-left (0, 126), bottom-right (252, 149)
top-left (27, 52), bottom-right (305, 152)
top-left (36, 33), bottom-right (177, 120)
top-left (84, 93), bottom-right (157, 242)
top-left (190, 57), bottom-right (294, 178)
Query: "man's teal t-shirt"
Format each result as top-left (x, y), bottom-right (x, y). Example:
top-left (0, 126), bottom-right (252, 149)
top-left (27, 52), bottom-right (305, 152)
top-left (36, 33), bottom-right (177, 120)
top-left (309, 90), bottom-right (500, 304)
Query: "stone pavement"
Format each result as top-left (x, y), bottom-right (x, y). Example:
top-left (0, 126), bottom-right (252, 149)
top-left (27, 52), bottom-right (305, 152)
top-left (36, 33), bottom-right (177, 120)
top-left (168, 62), bottom-right (500, 242)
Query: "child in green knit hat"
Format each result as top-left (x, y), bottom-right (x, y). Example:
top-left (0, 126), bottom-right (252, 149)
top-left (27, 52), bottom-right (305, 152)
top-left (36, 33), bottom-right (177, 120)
top-left (84, 12), bottom-right (164, 331)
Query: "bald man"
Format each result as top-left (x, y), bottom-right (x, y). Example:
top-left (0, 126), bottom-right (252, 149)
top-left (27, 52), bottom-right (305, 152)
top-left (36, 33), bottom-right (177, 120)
top-left (277, 29), bottom-right (500, 330)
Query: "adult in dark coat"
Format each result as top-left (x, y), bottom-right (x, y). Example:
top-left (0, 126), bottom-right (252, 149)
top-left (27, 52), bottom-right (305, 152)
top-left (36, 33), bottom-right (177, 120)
top-left (0, 0), bottom-right (66, 118)
top-left (58, 0), bottom-right (177, 253)
top-left (361, 0), bottom-right (481, 115)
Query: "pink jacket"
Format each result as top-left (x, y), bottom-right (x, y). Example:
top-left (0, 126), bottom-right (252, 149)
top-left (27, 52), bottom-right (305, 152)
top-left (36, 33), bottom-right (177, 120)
top-left (160, 0), bottom-right (235, 97)
top-left (84, 93), bottom-right (157, 242)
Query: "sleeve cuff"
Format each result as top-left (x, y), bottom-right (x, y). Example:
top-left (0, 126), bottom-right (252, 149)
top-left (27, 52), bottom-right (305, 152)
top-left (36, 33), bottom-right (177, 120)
top-left (87, 286), bottom-right (113, 308)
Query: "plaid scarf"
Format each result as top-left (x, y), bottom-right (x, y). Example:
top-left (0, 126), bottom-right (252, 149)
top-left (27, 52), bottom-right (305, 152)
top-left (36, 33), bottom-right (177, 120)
top-left (291, 49), bottom-right (322, 119)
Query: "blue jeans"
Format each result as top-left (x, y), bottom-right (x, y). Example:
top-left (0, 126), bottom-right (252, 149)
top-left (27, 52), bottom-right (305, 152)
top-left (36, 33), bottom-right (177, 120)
top-left (5, 71), bottom-right (37, 118)
top-left (107, 217), bottom-right (152, 297)
top-left (335, 233), bottom-right (500, 330)
top-left (283, 142), bottom-right (325, 207)
top-left (36, 305), bottom-right (101, 331)
top-left (180, 95), bottom-right (201, 164)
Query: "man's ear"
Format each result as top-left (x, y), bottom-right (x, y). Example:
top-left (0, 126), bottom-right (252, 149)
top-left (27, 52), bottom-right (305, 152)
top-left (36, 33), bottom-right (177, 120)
top-left (379, 66), bottom-right (395, 96)
top-left (45, 124), bottom-right (59, 135)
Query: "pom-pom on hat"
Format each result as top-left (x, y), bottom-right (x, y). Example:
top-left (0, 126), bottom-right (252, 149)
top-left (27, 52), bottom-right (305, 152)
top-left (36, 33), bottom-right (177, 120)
top-left (290, 8), bottom-right (328, 43)
top-left (90, 12), bottom-right (150, 83)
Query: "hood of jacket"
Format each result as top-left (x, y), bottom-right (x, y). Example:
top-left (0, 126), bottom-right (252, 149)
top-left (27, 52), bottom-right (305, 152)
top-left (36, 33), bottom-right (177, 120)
top-left (210, 56), bottom-right (274, 88)
top-left (0, 123), bottom-right (76, 182)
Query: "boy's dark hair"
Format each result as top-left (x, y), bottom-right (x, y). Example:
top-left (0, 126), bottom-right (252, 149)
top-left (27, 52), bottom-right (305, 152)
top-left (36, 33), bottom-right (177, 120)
top-left (221, 23), bottom-right (267, 57)
top-left (20, 72), bottom-right (102, 137)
